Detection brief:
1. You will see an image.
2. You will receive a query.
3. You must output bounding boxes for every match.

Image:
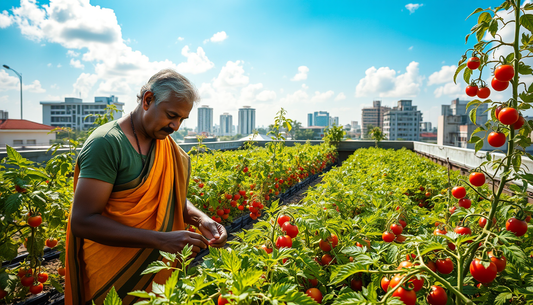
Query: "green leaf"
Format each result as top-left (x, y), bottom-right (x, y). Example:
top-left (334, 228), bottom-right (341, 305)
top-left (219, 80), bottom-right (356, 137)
top-left (160, 251), bottom-right (176, 263)
top-left (476, 23), bottom-right (488, 42)
top-left (5, 193), bottom-right (23, 215)
top-left (466, 99), bottom-right (481, 109)
top-left (103, 287), bottom-right (122, 305)
top-left (478, 12), bottom-right (492, 24)
top-left (50, 278), bottom-right (64, 293)
top-left (519, 62), bottom-right (533, 75)
top-left (525, 3), bottom-right (533, 10)
top-left (141, 261), bottom-right (169, 275)
top-left (466, 8), bottom-right (485, 20)
top-left (521, 14), bottom-right (533, 34)
top-left (6, 145), bottom-right (23, 163)
top-left (164, 270), bottom-right (179, 299)
top-left (329, 263), bottom-right (367, 285)
top-left (494, 292), bottom-right (513, 305)
top-left (469, 107), bottom-right (478, 125)
top-left (489, 19), bottom-right (499, 37)
top-left (128, 291), bottom-right (153, 298)
top-left (454, 63), bottom-right (467, 84)
top-left (469, 136), bottom-right (481, 144)
top-left (475, 139), bottom-right (484, 153)
top-left (463, 66), bottom-right (473, 84)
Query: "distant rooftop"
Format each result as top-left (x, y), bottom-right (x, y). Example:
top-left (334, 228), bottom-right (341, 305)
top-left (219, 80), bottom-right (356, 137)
top-left (0, 119), bottom-right (55, 130)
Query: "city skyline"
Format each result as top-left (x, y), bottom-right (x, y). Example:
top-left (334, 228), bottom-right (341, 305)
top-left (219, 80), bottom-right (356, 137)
top-left (1, 0), bottom-right (532, 130)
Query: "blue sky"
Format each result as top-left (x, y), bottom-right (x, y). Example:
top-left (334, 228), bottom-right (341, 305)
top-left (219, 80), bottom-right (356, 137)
top-left (0, 0), bottom-right (530, 130)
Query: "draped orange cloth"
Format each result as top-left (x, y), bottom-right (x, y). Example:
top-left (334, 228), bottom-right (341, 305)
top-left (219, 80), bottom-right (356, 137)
top-left (64, 137), bottom-right (189, 305)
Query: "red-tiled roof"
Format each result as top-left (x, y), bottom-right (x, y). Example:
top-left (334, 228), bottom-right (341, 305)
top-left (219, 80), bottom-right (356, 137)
top-left (0, 119), bottom-right (55, 130)
top-left (420, 132), bottom-right (437, 137)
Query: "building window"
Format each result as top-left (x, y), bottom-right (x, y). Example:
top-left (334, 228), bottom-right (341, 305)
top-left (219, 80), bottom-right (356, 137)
top-left (27, 139), bottom-right (36, 145)
top-left (13, 140), bottom-right (23, 145)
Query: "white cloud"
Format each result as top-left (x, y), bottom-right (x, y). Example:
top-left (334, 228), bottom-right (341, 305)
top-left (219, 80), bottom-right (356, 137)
top-left (24, 80), bottom-right (46, 93)
top-left (355, 61), bottom-right (423, 98)
top-left (291, 66), bottom-right (309, 81)
top-left (335, 92), bottom-right (346, 101)
top-left (206, 31), bottom-right (228, 43)
top-left (50, 83), bottom-right (59, 89)
top-left (57, 64), bottom-right (61, 68)
top-left (301, 83), bottom-right (309, 90)
top-left (176, 46), bottom-right (214, 75)
top-left (280, 89), bottom-right (309, 104)
top-left (256, 90), bottom-right (276, 101)
top-left (0, 10), bottom-right (13, 28)
top-left (72, 73), bottom-right (98, 98)
top-left (67, 50), bottom-right (80, 57)
top-left (408, 46), bottom-right (413, 51)
top-left (47, 63), bottom-right (52, 67)
top-left (405, 3), bottom-right (423, 14)
top-left (311, 90), bottom-right (335, 102)
top-left (428, 65), bottom-right (457, 85)
top-left (70, 58), bottom-right (85, 69)
top-left (240, 83), bottom-right (264, 102)
top-left (0, 70), bottom-right (45, 93)
top-left (177, 37), bottom-right (184, 42)
top-left (434, 82), bottom-right (462, 98)
top-left (214, 60), bottom-right (249, 88)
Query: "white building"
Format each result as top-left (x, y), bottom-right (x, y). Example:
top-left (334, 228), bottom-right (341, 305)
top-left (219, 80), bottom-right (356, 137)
top-left (220, 113), bottom-right (233, 136)
top-left (0, 111), bottom-right (56, 148)
top-left (40, 96), bottom-right (123, 131)
top-left (421, 122), bottom-right (432, 132)
top-left (438, 98), bottom-right (489, 149)
top-left (197, 105), bottom-right (213, 134)
top-left (329, 116), bottom-right (339, 127)
top-left (383, 100), bottom-right (423, 141)
top-left (238, 106), bottom-right (255, 135)
top-left (351, 121), bottom-right (360, 131)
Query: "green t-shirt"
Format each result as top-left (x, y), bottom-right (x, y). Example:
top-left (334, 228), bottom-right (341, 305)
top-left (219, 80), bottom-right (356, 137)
top-left (78, 121), bottom-right (152, 185)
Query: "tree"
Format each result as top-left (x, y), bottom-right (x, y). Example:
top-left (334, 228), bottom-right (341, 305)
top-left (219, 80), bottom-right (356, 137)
top-left (369, 126), bottom-right (386, 147)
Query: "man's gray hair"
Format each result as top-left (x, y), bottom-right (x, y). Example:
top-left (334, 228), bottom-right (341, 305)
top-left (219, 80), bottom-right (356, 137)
top-left (137, 69), bottom-right (200, 105)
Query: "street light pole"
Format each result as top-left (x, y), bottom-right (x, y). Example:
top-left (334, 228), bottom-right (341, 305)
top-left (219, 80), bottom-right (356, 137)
top-left (2, 65), bottom-right (23, 120)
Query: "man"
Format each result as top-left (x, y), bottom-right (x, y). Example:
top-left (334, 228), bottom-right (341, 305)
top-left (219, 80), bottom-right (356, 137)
top-left (65, 69), bottom-right (227, 304)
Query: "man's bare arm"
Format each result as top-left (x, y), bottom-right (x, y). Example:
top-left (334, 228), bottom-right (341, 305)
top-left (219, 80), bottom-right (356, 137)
top-left (183, 199), bottom-right (228, 248)
top-left (71, 178), bottom-right (208, 255)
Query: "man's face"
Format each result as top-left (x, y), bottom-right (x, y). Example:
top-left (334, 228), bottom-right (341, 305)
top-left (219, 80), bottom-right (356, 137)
top-left (142, 91), bottom-right (193, 140)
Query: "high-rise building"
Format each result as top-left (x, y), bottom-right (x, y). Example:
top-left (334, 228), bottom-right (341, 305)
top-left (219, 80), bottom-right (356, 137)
top-left (40, 96), bottom-right (124, 131)
top-left (420, 122), bottom-right (433, 132)
top-left (220, 113), bottom-right (233, 136)
top-left (329, 116), bottom-right (339, 127)
top-left (438, 98), bottom-right (489, 149)
top-left (307, 113), bottom-right (313, 127)
top-left (197, 105), bottom-right (213, 134)
top-left (362, 100), bottom-right (391, 137)
top-left (351, 121), bottom-right (360, 131)
top-left (238, 106), bottom-right (255, 135)
top-left (383, 100), bottom-right (423, 141)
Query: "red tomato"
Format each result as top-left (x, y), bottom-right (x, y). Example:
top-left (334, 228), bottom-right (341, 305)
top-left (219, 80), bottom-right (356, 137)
top-left (498, 107), bottom-right (519, 125)
top-left (477, 86), bottom-right (491, 99)
top-left (389, 274), bottom-right (404, 289)
top-left (465, 85), bottom-right (479, 97)
top-left (29, 283), bottom-right (43, 294)
top-left (495, 64), bottom-right (514, 82)
top-left (454, 226), bottom-right (472, 236)
top-left (237, 205), bottom-right (244, 211)
top-left (458, 198), bottom-right (471, 209)
top-left (21, 275), bottom-right (34, 287)
top-left (275, 235), bottom-right (292, 248)
top-left (37, 272), bottom-right (48, 283)
top-left (451, 186), bottom-right (466, 199)
top-left (469, 172), bottom-right (485, 187)
top-left (470, 258), bottom-right (497, 283)
top-left (18, 268), bottom-right (32, 278)
top-left (321, 254), bottom-right (334, 265)
top-left (306, 288), bottom-right (323, 304)
top-left (513, 115), bottom-right (525, 130)
top-left (390, 224), bottom-right (403, 235)
top-left (495, 105), bottom-right (503, 118)
top-left (434, 227), bottom-right (447, 235)
top-left (479, 217), bottom-right (497, 228)
top-left (249, 213), bottom-right (257, 220)
top-left (488, 251), bottom-right (507, 272)
top-left (488, 131), bottom-right (506, 147)
top-left (28, 215), bottom-right (42, 228)
top-left (243, 167), bottom-right (248, 173)
top-left (382, 231), bottom-right (395, 243)
top-left (436, 258), bottom-right (454, 274)
top-left (233, 194), bottom-right (241, 201)
top-left (217, 209), bottom-right (225, 216)
top-left (319, 234), bottom-right (338, 252)
top-left (395, 234), bottom-right (407, 243)
top-left (409, 276), bottom-right (424, 292)
top-left (506, 217), bottom-right (528, 236)
top-left (58, 267), bottom-right (66, 276)
top-left (398, 219), bottom-right (407, 228)
top-left (230, 200), bottom-right (238, 207)
top-left (449, 206), bottom-right (457, 214)
top-left (397, 260), bottom-right (413, 270)
top-left (491, 77), bottom-right (509, 91)
top-left (427, 260), bottom-right (437, 272)
top-left (350, 278), bottom-right (363, 291)
top-left (261, 244), bottom-right (272, 254)
top-left (281, 222), bottom-right (299, 238)
top-left (467, 56), bottom-right (480, 70)
top-left (392, 286), bottom-right (417, 305)
top-left (218, 294), bottom-right (229, 305)
top-left (225, 194), bottom-right (232, 200)
top-left (198, 183), bottom-right (204, 188)
top-left (427, 285), bottom-right (448, 305)
top-left (381, 276), bottom-right (390, 291)
top-left (448, 242), bottom-right (456, 251)
top-left (221, 214), bottom-right (229, 220)
top-left (224, 208), bottom-right (230, 214)
top-left (239, 190), bottom-right (246, 196)
top-left (277, 215), bottom-right (290, 227)
top-left (0, 288), bottom-right (6, 299)
top-left (308, 278), bottom-right (318, 287)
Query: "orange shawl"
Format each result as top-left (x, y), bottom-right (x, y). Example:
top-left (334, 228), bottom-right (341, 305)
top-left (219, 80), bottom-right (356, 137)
top-left (65, 137), bottom-right (189, 304)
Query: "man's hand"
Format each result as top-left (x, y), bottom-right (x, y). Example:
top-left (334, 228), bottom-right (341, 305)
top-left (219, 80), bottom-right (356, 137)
top-left (158, 231), bottom-right (209, 257)
top-left (198, 216), bottom-right (228, 248)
